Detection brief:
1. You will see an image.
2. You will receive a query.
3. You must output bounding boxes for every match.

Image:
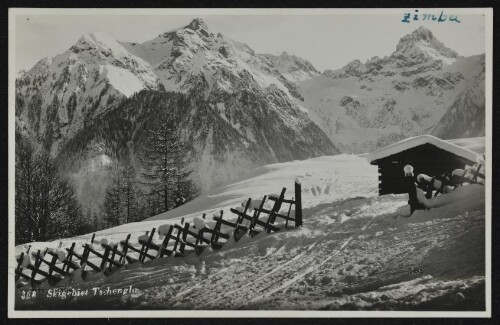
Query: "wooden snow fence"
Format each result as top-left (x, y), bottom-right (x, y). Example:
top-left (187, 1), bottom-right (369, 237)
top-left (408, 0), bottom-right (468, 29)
top-left (15, 181), bottom-right (303, 289)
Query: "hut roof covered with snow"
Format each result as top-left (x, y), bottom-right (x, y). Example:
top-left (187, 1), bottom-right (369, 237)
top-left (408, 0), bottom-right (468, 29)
top-left (366, 135), bottom-right (479, 195)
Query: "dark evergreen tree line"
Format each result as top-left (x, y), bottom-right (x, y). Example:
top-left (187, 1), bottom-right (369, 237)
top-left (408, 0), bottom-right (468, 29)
top-left (15, 132), bottom-right (90, 245)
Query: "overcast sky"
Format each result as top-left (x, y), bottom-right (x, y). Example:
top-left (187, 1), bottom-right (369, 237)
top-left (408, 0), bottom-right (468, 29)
top-left (12, 9), bottom-right (486, 72)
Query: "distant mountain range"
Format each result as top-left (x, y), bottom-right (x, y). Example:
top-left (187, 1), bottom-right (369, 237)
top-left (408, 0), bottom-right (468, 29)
top-left (15, 19), bottom-right (485, 210)
top-left (301, 26), bottom-right (485, 152)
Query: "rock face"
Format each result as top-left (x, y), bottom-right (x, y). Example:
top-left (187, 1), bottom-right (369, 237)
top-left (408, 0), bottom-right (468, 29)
top-left (16, 18), bottom-right (338, 205)
top-left (261, 51), bottom-right (321, 83)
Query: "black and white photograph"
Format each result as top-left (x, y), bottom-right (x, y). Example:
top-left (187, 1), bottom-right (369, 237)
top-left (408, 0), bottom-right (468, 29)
top-left (8, 8), bottom-right (492, 317)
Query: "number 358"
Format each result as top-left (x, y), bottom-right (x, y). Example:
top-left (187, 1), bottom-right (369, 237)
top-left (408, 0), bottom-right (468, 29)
top-left (20, 289), bottom-right (37, 300)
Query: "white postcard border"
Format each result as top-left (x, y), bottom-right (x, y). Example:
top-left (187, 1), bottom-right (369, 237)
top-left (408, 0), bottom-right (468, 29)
top-left (7, 7), bottom-right (494, 318)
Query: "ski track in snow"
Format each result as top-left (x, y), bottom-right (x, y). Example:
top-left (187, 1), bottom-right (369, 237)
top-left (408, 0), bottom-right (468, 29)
top-left (15, 193), bottom-right (485, 310)
top-left (244, 213), bottom-right (378, 306)
top-left (200, 207), bottom-right (383, 309)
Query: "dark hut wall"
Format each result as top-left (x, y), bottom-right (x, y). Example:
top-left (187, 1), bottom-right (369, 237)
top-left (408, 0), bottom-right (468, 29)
top-left (372, 143), bottom-right (475, 195)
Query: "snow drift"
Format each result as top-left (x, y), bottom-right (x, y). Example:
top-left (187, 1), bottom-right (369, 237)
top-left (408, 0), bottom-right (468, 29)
top-left (14, 141), bottom-right (486, 310)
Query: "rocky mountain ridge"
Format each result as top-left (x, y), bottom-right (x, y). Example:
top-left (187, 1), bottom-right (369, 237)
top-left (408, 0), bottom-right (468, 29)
top-left (15, 20), bottom-right (485, 211)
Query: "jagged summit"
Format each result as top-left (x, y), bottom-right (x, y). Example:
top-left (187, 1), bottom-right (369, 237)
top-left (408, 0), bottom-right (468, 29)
top-left (69, 32), bottom-right (145, 61)
top-left (326, 27), bottom-right (460, 80)
top-left (406, 26), bottom-right (434, 42)
top-left (397, 27), bottom-right (434, 50)
top-left (279, 51), bottom-right (290, 58)
top-left (75, 32), bottom-right (120, 48)
top-left (185, 18), bottom-right (208, 31)
top-left (394, 26), bottom-right (458, 63)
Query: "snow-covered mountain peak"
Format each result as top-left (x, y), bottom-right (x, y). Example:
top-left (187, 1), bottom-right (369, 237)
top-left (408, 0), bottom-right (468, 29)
top-left (71, 32), bottom-right (148, 63)
top-left (71, 32), bottom-right (125, 53)
top-left (402, 26), bottom-right (434, 44)
top-left (394, 27), bottom-right (458, 66)
top-left (324, 27), bottom-right (461, 81)
top-left (15, 31), bottom-right (162, 154)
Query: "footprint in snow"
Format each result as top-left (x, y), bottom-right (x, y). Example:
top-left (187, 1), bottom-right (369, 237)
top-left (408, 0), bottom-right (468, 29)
top-left (307, 183), bottom-right (336, 197)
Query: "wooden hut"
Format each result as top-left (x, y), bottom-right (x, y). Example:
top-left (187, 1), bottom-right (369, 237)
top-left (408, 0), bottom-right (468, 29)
top-left (366, 135), bottom-right (479, 195)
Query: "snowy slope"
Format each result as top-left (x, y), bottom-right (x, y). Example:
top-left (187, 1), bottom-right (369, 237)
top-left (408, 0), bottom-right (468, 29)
top-left (15, 153), bottom-right (378, 254)
top-left (14, 142), bottom-right (485, 310)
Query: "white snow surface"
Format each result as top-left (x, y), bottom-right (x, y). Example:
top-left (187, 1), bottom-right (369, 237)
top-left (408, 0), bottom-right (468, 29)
top-left (14, 151), bottom-right (485, 310)
top-left (193, 217), bottom-right (206, 230)
top-left (100, 64), bottom-right (146, 97)
top-left (417, 184), bottom-right (483, 209)
top-left (448, 137), bottom-right (485, 155)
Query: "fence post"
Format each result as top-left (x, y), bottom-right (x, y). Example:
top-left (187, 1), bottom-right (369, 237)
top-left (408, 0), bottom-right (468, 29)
top-left (159, 226), bottom-right (173, 258)
top-left (285, 203), bottom-right (293, 228)
top-left (295, 181), bottom-right (303, 227)
top-left (63, 243), bottom-right (74, 274)
top-left (138, 231), bottom-right (149, 262)
top-left (48, 253), bottom-right (58, 276)
top-left (142, 228), bottom-right (156, 262)
top-left (266, 188), bottom-right (286, 232)
top-left (180, 223), bottom-right (189, 254)
top-left (119, 234), bottom-right (131, 264)
top-left (173, 227), bottom-right (182, 253)
top-left (80, 244), bottom-right (91, 272)
top-left (251, 196), bottom-right (267, 232)
top-left (214, 211), bottom-right (223, 243)
top-left (100, 245), bottom-right (110, 270)
top-left (31, 250), bottom-right (43, 287)
top-left (15, 253), bottom-right (25, 282)
top-left (108, 244), bottom-right (118, 270)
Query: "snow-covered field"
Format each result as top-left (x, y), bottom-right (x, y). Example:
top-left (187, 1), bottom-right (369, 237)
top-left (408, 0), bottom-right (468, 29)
top-left (14, 148), bottom-right (486, 311)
